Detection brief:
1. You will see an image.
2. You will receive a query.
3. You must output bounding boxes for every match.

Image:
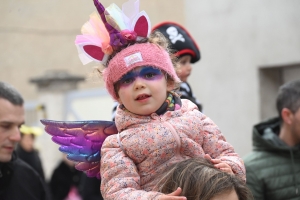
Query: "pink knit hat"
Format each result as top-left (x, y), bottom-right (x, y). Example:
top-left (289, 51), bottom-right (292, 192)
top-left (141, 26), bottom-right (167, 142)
top-left (103, 43), bottom-right (180, 100)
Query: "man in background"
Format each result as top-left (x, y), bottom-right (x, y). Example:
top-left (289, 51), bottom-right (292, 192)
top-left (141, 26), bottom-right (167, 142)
top-left (244, 79), bottom-right (300, 200)
top-left (0, 81), bottom-right (50, 200)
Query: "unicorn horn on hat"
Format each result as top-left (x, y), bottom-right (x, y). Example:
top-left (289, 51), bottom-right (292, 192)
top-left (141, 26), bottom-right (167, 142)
top-left (75, 0), bottom-right (151, 65)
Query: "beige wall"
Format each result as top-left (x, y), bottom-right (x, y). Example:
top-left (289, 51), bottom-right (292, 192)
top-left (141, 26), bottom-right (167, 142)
top-left (0, 0), bottom-right (185, 101)
top-left (0, 0), bottom-right (185, 180)
top-left (185, 0), bottom-right (300, 156)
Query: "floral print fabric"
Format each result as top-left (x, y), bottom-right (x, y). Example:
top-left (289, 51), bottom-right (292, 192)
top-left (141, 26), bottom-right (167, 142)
top-left (100, 99), bottom-right (245, 200)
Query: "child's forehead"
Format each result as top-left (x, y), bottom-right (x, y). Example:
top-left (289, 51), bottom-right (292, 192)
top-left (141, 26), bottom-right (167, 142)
top-left (126, 66), bottom-right (161, 73)
top-left (114, 66), bottom-right (164, 86)
top-left (179, 54), bottom-right (192, 61)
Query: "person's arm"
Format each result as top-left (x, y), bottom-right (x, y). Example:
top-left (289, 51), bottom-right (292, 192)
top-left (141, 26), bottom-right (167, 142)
top-left (196, 111), bottom-right (246, 181)
top-left (245, 164), bottom-right (265, 200)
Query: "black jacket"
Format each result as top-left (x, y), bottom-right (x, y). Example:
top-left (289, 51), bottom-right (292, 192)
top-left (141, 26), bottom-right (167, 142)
top-left (0, 152), bottom-right (49, 200)
top-left (79, 175), bottom-right (104, 200)
top-left (178, 82), bottom-right (202, 112)
top-left (49, 160), bottom-right (82, 200)
top-left (16, 144), bottom-right (45, 180)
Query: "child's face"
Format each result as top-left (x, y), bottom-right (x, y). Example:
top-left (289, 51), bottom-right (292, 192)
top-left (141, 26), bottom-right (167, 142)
top-left (177, 55), bottom-right (192, 82)
top-left (116, 66), bottom-right (172, 115)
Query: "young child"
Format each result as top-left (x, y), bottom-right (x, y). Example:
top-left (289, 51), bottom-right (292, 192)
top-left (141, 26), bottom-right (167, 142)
top-left (42, 0), bottom-right (245, 200)
top-left (152, 21), bottom-right (203, 112)
top-left (99, 31), bottom-right (244, 200)
top-left (156, 158), bottom-right (252, 200)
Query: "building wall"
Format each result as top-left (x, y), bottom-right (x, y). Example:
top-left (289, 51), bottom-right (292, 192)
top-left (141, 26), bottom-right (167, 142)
top-left (0, 0), bottom-right (186, 180)
top-left (185, 0), bottom-right (300, 156)
top-left (0, 0), bottom-right (185, 101)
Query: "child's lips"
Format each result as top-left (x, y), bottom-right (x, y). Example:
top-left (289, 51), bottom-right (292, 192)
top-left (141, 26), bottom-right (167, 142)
top-left (135, 94), bottom-right (151, 101)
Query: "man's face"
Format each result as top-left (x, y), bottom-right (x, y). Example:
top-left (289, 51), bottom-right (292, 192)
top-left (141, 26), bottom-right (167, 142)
top-left (0, 98), bottom-right (24, 162)
top-left (291, 107), bottom-right (300, 145)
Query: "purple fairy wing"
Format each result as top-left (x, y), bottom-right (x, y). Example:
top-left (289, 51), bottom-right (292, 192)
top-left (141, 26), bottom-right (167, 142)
top-left (40, 119), bottom-right (118, 179)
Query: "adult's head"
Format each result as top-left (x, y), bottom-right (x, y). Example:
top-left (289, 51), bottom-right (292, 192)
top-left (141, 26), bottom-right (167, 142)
top-left (152, 22), bottom-right (200, 82)
top-left (276, 79), bottom-right (300, 145)
top-left (156, 158), bottom-right (252, 200)
top-left (19, 125), bottom-right (42, 152)
top-left (0, 81), bottom-right (24, 162)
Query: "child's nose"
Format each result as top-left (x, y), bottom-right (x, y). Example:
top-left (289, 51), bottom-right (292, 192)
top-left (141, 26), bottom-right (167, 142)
top-left (134, 77), bottom-right (145, 90)
top-left (186, 64), bottom-right (192, 72)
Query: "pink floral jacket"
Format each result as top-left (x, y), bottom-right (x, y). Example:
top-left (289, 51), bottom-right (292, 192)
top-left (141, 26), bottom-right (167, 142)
top-left (100, 99), bottom-right (245, 200)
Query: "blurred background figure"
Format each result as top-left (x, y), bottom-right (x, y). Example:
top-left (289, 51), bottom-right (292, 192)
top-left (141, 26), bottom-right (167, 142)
top-left (16, 124), bottom-right (45, 180)
top-left (0, 81), bottom-right (50, 200)
top-left (153, 21), bottom-right (202, 112)
top-left (244, 79), bottom-right (300, 200)
top-left (79, 175), bottom-right (104, 200)
top-left (49, 154), bottom-right (83, 200)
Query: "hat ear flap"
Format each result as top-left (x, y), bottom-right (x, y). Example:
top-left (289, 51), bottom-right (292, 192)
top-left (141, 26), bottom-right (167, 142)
top-left (76, 43), bottom-right (109, 65)
top-left (132, 11), bottom-right (151, 38)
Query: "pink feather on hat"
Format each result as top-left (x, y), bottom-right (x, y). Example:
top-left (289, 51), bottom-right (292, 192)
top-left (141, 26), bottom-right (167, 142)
top-left (75, 0), bottom-right (151, 65)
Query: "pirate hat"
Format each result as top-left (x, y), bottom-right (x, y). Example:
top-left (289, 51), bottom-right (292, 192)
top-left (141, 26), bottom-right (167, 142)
top-left (152, 21), bottom-right (200, 63)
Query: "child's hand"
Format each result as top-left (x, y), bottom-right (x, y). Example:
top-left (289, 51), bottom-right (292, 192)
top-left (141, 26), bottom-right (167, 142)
top-left (204, 154), bottom-right (234, 175)
top-left (158, 187), bottom-right (187, 200)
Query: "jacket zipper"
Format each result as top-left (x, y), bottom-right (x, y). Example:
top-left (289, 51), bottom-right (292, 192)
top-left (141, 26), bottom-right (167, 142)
top-left (161, 119), bottom-right (181, 157)
top-left (289, 149), bottom-right (299, 195)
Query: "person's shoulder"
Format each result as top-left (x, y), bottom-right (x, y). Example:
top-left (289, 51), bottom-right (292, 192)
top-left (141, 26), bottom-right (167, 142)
top-left (180, 82), bottom-right (191, 92)
top-left (13, 157), bottom-right (41, 177)
top-left (243, 151), bottom-right (257, 164)
top-left (102, 133), bottom-right (119, 148)
top-left (14, 156), bottom-right (31, 168)
top-left (243, 150), bottom-right (275, 169)
top-left (6, 157), bottom-right (49, 200)
top-left (181, 99), bottom-right (200, 111)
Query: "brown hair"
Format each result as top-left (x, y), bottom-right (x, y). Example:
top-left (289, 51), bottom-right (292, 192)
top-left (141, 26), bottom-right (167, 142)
top-left (276, 79), bottom-right (300, 120)
top-left (155, 158), bottom-right (253, 200)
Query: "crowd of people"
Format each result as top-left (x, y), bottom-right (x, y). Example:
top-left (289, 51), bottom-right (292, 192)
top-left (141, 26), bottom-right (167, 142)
top-left (2, 77), bottom-right (299, 200)
top-left (0, 0), bottom-right (299, 199)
